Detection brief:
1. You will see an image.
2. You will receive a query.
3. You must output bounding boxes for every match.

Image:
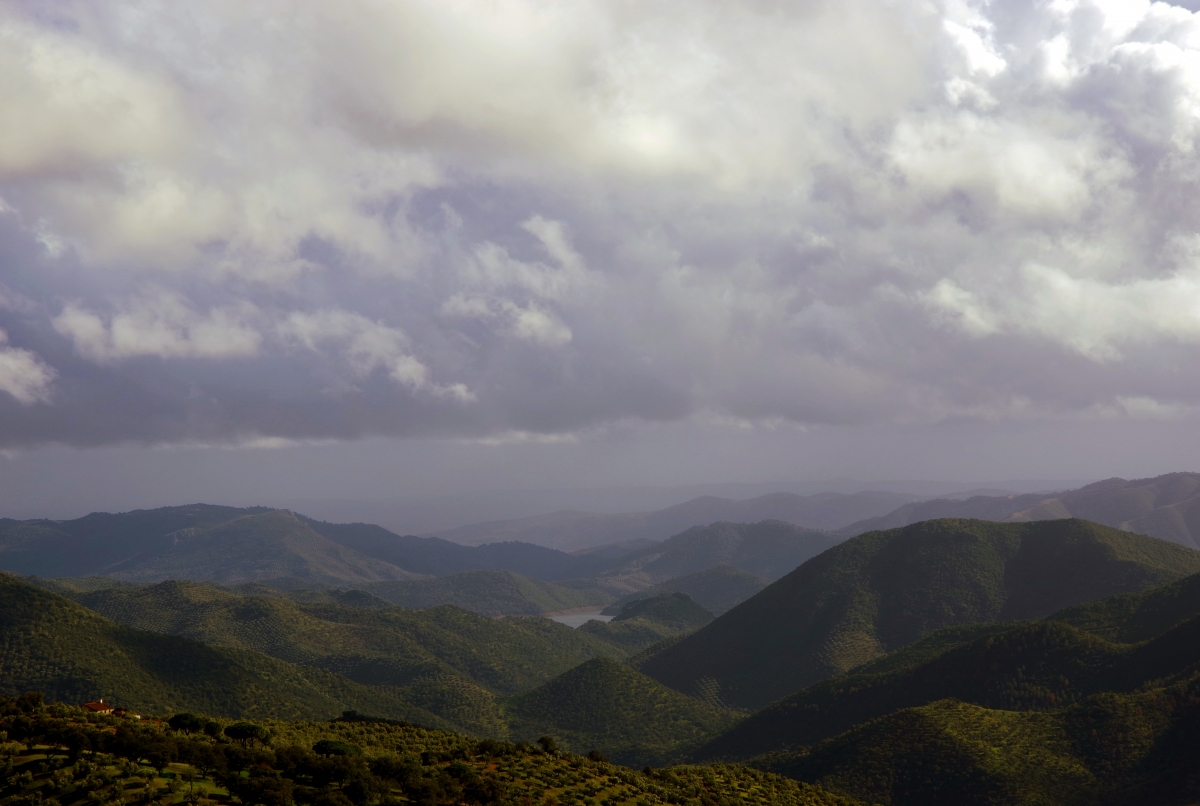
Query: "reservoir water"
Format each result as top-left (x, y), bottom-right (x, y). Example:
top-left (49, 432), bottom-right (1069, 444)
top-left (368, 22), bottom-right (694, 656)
top-left (548, 608), bottom-right (614, 628)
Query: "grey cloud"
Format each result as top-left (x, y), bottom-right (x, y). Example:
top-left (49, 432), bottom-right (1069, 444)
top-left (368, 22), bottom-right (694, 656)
top-left (3, 0), bottom-right (1200, 448)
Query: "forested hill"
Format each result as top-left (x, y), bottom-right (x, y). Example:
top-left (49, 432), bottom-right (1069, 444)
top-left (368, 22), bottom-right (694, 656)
top-left (0, 573), bottom-right (454, 727)
top-left (638, 518), bottom-right (1200, 710)
top-left (48, 576), bottom-right (626, 735)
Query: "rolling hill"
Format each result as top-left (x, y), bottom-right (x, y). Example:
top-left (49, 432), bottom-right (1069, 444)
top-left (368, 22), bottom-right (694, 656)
top-left (1049, 564), bottom-right (1200, 643)
top-left (601, 565), bottom-right (769, 616)
top-left (361, 569), bottom-right (611, 615)
top-left (502, 657), bottom-right (740, 766)
top-left (697, 612), bottom-right (1200, 761)
top-left (638, 518), bottom-right (1200, 710)
top-left (65, 578), bottom-right (626, 735)
top-left (592, 520), bottom-right (840, 595)
top-left (842, 472), bottom-right (1200, 549)
top-left (754, 681), bottom-right (1200, 806)
top-left (611, 591), bottom-right (714, 628)
top-left (434, 491), bottom-right (916, 551)
top-left (0, 573), bottom-right (456, 727)
top-left (580, 593), bottom-right (715, 654)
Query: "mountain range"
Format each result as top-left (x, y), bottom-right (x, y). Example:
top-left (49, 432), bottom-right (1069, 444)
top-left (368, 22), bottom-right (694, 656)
top-left (840, 472), bottom-right (1200, 548)
top-left (0, 505), bottom-right (840, 615)
top-left (434, 471), bottom-right (1200, 554)
top-left (432, 491), bottom-right (916, 551)
top-left (9, 508), bottom-right (1200, 798)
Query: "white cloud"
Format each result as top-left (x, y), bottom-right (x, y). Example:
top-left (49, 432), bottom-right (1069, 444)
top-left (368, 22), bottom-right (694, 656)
top-left (888, 114), bottom-right (1131, 219)
top-left (922, 260), bottom-right (1200, 360)
top-left (0, 13), bottom-right (185, 177)
top-left (923, 279), bottom-right (999, 337)
top-left (0, 329), bottom-right (54, 405)
top-left (442, 294), bottom-right (573, 346)
top-left (53, 293), bottom-right (262, 361)
top-left (278, 310), bottom-right (473, 400)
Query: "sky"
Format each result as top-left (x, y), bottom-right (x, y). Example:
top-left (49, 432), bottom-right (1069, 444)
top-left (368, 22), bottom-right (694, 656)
top-left (4, 0), bottom-right (1200, 522)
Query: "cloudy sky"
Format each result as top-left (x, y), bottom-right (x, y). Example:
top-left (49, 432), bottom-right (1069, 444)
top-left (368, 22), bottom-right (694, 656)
top-left (4, 0), bottom-right (1200, 519)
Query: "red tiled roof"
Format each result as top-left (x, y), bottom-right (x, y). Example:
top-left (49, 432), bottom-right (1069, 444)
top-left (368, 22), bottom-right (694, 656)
top-left (82, 700), bottom-right (114, 713)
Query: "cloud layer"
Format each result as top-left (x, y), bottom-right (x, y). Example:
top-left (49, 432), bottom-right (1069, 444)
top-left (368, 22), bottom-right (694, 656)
top-left (3, 0), bottom-right (1200, 447)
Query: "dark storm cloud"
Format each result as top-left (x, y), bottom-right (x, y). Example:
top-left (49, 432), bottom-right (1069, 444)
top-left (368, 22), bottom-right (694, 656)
top-left (2, 0), bottom-right (1200, 449)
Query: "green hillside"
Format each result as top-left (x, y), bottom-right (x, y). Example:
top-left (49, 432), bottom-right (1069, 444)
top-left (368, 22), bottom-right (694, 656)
top-left (1050, 568), bottom-right (1200, 642)
top-left (362, 568), bottom-right (612, 616)
top-left (639, 518), bottom-right (1200, 710)
top-left (0, 574), bottom-right (455, 727)
top-left (503, 658), bottom-right (741, 766)
top-left (69, 579), bottom-right (627, 735)
top-left (23, 576), bottom-right (133, 595)
top-left (579, 594), bottom-right (714, 654)
top-left (755, 677), bottom-right (1200, 806)
top-left (697, 613), bottom-right (1200, 761)
top-left (223, 583), bottom-right (397, 610)
top-left (602, 564), bottom-right (769, 615)
top-left (612, 592), bottom-right (714, 628)
top-left (579, 617), bottom-right (690, 654)
top-left (0, 696), bottom-right (859, 806)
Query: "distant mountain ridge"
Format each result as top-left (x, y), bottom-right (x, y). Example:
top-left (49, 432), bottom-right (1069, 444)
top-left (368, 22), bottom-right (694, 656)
top-left (841, 472), bottom-right (1200, 549)
top-left (299, 516), bottom-right (614, 579)
top-left (107, 511), bottom-right (423, 585)
top-left (434, 491), bottom-right (916, 551)
top-left (591, 521), bottom-right (840, 594)
top-left (0, 506), bottom-right (841, 608)
top-left (0, 504), bottom-right (613, 590)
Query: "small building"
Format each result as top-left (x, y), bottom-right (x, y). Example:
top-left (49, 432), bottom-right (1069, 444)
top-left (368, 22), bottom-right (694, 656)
top-left (113, 709), bottom-right (141, 720)
top-left (82, 699), bottom-right (115, 715)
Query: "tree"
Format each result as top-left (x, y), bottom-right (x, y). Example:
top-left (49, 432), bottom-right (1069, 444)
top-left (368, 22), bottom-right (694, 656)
top-left (224, 722), bottom-right (269, 748)
top-left (181, 742), bottom-right (225, 782)
top-left (168, 714), bottom-right (205, 734)
top-left (145, 741), bottom-right (176, 777)
top-left (60, 727), bottom-right (91, 762)
top-left (312, 740), bottom-right (362, 758)
top-left (226, 765), bottom-right (293, 806)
